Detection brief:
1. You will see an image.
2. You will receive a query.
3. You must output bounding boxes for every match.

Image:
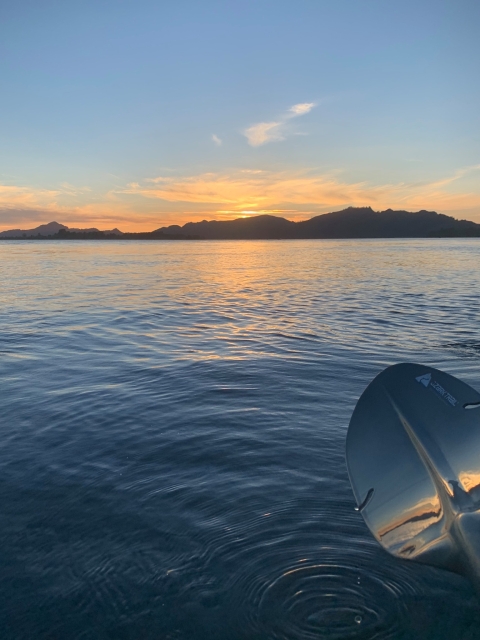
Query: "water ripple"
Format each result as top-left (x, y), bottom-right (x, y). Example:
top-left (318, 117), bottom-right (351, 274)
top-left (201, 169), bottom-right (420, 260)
top-left (1, 239), bottom-right (480, 639)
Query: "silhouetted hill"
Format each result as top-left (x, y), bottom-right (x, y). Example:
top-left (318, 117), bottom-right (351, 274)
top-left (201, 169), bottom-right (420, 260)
top-left (161, 214), bottom-right (296, 239)
top-left (296, 207), bottom-right (480, 238)
top-left (157, 207), bottom-right (480, 239)
top-left (0, 222), bottom-right (123, 238)
top-left (0, 221), bottom-right (68, 237)
top-left (2, 207), bottom-right (480, 240)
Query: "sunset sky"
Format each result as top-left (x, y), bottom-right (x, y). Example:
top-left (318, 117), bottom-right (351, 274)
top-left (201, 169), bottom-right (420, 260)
top-left (1, 0), bottom-right (479, 231)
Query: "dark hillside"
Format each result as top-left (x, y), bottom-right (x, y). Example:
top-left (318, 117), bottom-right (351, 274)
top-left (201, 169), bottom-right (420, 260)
top-left (2, 208), bottom-right (480, 240)
top-left (158, 207), bottom-right (480, 239)
top-left (296, 207), bottom-right (480, 238)
top-left (160, 214), bottom-right (296, 239)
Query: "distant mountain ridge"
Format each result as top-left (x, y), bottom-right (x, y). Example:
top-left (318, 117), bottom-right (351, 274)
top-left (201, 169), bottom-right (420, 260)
top-left (0, 221), bottom-right (123, 238)
top-left (1, 207), bottom-right (480, 240)
top-left (157, 207), bottom-right (480, 239)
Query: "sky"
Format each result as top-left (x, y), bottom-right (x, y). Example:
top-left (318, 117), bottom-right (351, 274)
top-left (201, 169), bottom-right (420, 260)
top-left (1, 0), bottom-right (479, 231)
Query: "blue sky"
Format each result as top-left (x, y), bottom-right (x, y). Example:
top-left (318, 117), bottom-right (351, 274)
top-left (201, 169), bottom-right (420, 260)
top-left (1, 0), bottom-right (479, 230)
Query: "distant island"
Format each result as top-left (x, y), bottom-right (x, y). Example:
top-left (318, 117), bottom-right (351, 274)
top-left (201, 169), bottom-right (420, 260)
top-left (1, 207), bottom-right (480, 240)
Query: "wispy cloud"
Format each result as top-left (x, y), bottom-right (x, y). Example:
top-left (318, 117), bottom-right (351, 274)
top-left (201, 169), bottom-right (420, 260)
top-left (287, 102), bottom-right (315, 118)
top-left (212, 134), bottom-right (222, 146)
top-left (244, 102), bottom-right (316, 147)
top-left (0, 183), bottom-right (94, 210)
top-left (427, 164), bottom-right (480, 189)
top-left (2, 164), bottom-right (480, 231)
top-left (0, 182), bottom-right (155, 231)
top-left (0, 185), bottom-right (62, 210)
top-left (124, 165), bottom-right (480, 217)
top-left (244, 121), bottom-right (284, 147)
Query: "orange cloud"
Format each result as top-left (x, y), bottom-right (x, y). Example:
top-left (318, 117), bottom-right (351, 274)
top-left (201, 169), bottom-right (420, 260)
top-left (2, 164), bottom-right (480, 232)
top-left (0, 185), bottom-right (62, 209)
top-left (124, 166), bottom-right (480, 217)
top-left (0, 183), bottom-right (161, 232)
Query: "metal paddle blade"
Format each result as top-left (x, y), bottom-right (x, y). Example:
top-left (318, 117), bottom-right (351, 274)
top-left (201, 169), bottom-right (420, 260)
top-left (346, 363), bottom-right (480, 585)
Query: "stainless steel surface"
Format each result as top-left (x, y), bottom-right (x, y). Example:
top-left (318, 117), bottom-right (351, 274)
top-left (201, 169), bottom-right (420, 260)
top-left (346, 363), bottom-right (480, 588)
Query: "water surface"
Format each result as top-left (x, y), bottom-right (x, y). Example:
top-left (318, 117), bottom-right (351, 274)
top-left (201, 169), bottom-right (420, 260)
top-left (1, 239), bottom-right (480, 639)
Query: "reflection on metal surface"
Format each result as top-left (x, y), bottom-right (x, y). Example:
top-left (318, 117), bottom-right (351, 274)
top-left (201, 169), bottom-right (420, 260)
top-left (346, 363), bottom-right (480, 590)
top-left (458, 472), bottom-right (480, 493)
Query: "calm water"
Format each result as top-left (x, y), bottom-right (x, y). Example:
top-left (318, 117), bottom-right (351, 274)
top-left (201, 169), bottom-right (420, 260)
top-left (1, 239), bottom-right (480, 640)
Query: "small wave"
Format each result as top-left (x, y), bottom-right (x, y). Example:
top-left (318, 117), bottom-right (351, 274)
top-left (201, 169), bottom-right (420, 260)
top-left (443, 341), bottom-right (480, 357)
top-left (256, 563), bottom-right (403, 640)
